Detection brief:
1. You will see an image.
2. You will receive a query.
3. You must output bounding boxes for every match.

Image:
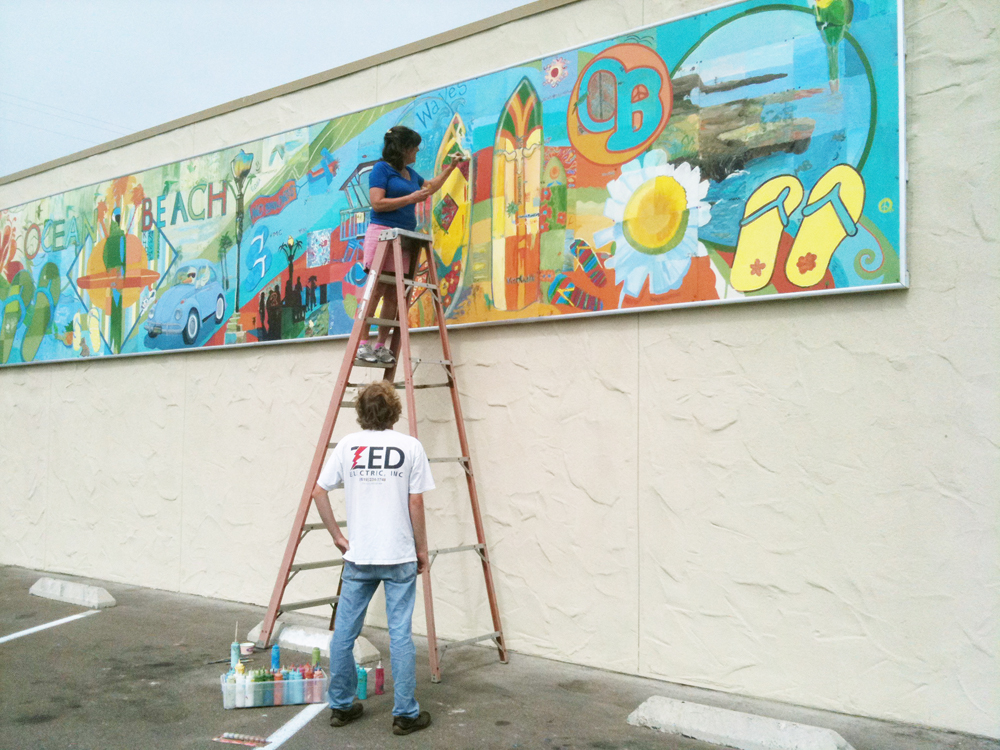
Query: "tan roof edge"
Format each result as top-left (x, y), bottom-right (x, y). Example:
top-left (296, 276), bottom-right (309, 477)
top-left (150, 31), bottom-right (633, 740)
top-left (0, 0), bottom-right (581, 187)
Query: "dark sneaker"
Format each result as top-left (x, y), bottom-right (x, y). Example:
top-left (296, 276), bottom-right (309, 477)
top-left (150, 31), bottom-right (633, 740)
top-left (330, 702), bottom-right (364, 727)
top-left (392, 710), bottom-right (431, 735)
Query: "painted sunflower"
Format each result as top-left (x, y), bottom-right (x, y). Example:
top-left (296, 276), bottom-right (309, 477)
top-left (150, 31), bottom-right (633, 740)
top-left (594, 150), bottom-right (712, 303)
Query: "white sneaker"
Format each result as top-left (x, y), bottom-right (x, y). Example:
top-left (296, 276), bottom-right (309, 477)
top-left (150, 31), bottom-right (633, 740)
top-left (356, 343), bottom-right (378, 363)
top-left (374, 345), bottom-right (396, 365)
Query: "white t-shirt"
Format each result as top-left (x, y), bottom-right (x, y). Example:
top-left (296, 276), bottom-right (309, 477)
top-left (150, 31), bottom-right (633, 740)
top-left (317, 429), bottom-right (435, 565)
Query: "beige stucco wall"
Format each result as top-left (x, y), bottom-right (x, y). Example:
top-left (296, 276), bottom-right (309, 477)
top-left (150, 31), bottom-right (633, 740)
top-left (1, 0), bottom-right (997, 738)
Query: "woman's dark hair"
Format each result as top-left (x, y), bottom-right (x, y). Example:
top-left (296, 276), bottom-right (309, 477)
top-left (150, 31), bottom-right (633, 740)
top-left (382, 126), bottom-right (421, 170)
top-left (356, 380), bottom-right (402, 431)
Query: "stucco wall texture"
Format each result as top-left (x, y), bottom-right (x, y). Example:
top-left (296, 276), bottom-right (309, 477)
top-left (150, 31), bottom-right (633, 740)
top-left (1, 0), bottom-right (997, 739)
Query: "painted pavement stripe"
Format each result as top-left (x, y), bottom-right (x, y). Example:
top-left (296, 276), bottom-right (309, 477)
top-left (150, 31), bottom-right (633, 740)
top-left (262, 702), bottom-right (327, 749)
top-left (0, 610), bottom-right (100, 644)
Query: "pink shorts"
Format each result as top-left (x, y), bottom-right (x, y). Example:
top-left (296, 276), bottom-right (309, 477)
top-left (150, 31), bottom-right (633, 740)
top-left (362, 223), bottom-right (410, 273)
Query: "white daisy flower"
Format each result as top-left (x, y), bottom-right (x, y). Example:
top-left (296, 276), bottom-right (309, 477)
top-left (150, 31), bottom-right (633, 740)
top-left (594, 150), bottom-right (712, 303)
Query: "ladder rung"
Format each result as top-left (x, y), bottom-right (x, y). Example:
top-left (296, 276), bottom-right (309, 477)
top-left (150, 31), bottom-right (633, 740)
top-left (365, 317), bottom-right (399, 327)
top-left (392, 382), bottom-right (451, 390)
top-left (281, 595), bottom-right (340, 612)
top-left (341, 400), bottom-right (357, 408)
top-left (289, 558), bottom-right (345, 573)
top-left (378, 274), bottom-right (437, 291)
top-left (411, 358), bottom-right (452, 367)
top-left (430, 543), bottom-right (484, 557)
top-left (428, 456), bottom-right (470, 464)
top-left (439, 631), bottom-right (502, 654)
top-left (353, 359), bottom-right (394, 369)
top-left (301, 521), bottom-right (346, 532)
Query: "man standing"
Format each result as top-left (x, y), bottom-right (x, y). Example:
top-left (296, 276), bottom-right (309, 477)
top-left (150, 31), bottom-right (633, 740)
top-left (312, 380), bottom-right (434, 736)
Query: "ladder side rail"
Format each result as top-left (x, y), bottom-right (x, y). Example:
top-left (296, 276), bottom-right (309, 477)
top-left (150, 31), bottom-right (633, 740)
top-left (394, 238), bottom-right (444, 682)
top-left (423, 251), bottom-right (508, 663)
top-left (257, 238), bottom-right (393, 647)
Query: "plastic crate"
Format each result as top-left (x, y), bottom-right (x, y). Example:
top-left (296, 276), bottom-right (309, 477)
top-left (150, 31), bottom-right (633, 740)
top-left (220, 672), bottom-right (328, 709)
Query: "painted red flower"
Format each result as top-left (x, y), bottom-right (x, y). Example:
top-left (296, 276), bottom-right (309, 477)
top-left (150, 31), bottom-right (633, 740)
top-left (541, 187), bottom-right (552, 201)
top-left (557, 212), bottom-right (566, 225)
top-left (750, 259), bottom-right (766, 276)
top-left (796, 253), bottom-right (817, 274)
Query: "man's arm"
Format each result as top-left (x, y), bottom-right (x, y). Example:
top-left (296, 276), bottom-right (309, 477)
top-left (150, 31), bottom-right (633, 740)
top-left (409, 493), bottom-right (429, 574)
top-left (312, 484), bottom-right (349, 554)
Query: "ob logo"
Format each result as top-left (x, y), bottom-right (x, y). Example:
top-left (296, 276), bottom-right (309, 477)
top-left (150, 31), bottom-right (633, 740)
top-left (568, 44), bottom-right (672, 166)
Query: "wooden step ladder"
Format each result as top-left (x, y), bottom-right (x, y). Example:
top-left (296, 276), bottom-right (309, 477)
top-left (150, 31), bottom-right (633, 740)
top-left (255, 227), bottom-right (507, 682)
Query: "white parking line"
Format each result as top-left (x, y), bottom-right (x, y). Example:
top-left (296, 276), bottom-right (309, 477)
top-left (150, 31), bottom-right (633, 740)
top-left (262, 702), bottom-right (327, 749)
top-left (0, 610), bottom-right (100, 644)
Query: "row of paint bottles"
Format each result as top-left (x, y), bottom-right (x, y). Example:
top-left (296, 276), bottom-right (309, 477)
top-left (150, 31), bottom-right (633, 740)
top-left (223, 661), bottom-right (327, 708)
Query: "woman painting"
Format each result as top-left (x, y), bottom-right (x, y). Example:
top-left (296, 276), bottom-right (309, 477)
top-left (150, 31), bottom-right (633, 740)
top-left (357, 125), bottom-right (467, 365)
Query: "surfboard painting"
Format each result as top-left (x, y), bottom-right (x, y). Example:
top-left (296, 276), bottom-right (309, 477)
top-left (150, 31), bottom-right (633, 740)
top-left (491, 78), bottom-right (543, 312)
top-left (0, 0), bottom-right (904, 366)
top-left (410, 113), bottom-right (472, 327)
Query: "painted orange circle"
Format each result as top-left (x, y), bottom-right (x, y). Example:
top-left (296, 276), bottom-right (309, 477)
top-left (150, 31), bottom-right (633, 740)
top-left (568, 44), bottom-right (673, 166)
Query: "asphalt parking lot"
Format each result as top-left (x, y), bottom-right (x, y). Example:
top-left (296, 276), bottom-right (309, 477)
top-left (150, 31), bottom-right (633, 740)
top-left (1, 565), bottom-right (996, 750)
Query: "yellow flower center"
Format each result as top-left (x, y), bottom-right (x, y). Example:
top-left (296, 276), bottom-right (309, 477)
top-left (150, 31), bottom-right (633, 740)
top-left (622, 175), bottom-right (690, 255)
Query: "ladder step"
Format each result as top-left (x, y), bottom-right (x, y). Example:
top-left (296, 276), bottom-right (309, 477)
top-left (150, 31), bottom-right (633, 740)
top-left (439, 631), bottom-right (502, 655)
top-left (341, 400), bottom-right (357, 408)
top-left (392, 382), bottom-right (451, 390)
top-left (378, 274), bottom-right (438, 291)
top-left (429, 457), bottom-right (470, 464)
top-left (289, 558), bottom-right (345, 573)
top-left (430, 543), bottom-right (484, 557)
top-left (353, 359), bottom-right (394, 369)
top-left (365, 317), bottom-right (399, 327)
top-left (302, 521), bottom-right (346, 531)
top-left (377, 228), bottom-right (432, 243)
top-left (411, 358), bottom-right (452, 367)
top-left (281, 595), bottom-right (340, 612)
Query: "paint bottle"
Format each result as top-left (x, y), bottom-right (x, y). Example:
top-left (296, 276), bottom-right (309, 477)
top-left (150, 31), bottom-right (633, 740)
top-left (274, 670), bottom-right (283, 705)
top-left (230, 640), bottom-right (240, 670)
top-left (235, 670), bottom-right (246, 708)
top-left (222, 672), bottom-right (235, 709)
top-left (246, 671), bottom-right (255, 708)
top-left (375, 661), bottom-right (384, 695)
top-left (308, 668), bottom-right (319, 703)
top-left (356, 665), bottom-right (367, 700)
top-left (311, 647), bottom-right (321, 668)
top-left (271, 643), bottom-right (281, 671)
top-left (264, 671), bottom-right (274, 707)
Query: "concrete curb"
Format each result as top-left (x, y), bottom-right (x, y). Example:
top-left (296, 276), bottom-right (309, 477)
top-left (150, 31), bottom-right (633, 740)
top-left (29, 577), bottom-right (116, 609)
top-left (247, 620), bottom-right (380, 665)
top-left (627, 696), bottom-right (856, 750)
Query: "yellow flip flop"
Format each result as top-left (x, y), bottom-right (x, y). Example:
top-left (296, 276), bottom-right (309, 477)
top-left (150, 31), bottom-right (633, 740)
top-left (786, 164), bottom-right (865, 288)
top-left (731, 175), bottom-right (804, 292)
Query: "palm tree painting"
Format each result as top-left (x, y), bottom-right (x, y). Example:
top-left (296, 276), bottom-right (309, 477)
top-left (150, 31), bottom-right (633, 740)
top-left (491, 77), bottom-right (542, 311)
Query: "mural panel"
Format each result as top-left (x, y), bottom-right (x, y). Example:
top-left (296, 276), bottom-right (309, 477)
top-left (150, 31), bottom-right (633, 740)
top-left (0, 0), bottom-right (903, 366)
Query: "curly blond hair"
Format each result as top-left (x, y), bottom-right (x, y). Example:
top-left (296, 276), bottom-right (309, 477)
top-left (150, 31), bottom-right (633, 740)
top-left (356, 380), bottom-right (402, 430)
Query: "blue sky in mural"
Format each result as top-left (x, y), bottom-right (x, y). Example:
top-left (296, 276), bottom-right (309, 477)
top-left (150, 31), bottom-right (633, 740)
top-left (0, 0), bottom-right (533, 178)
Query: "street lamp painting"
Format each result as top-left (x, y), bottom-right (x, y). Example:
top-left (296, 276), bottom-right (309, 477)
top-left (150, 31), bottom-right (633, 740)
top-left (230, 149), bottom-right (254, 319)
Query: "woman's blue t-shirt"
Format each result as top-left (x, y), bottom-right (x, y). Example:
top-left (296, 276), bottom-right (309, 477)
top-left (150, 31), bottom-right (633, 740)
top-left (368, 160), bottom-right (425, 231)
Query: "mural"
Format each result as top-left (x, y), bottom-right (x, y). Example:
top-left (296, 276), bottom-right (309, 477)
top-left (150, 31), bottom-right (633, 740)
top-left (0, 0), bottom-right (903, 366)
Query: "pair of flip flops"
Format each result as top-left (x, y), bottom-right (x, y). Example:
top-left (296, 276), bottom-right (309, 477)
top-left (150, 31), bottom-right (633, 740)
top-left (731, 164), bottom-right (865, 293)
top-left (0, 263), bottom-right (61, 364)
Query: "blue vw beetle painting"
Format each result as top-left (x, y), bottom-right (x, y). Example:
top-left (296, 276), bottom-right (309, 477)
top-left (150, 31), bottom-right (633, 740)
top-left (145, 260), bottom-right (226, 345)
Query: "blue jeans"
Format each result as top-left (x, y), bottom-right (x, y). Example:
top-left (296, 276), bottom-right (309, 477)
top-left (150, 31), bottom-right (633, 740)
top-left (327, 561), bottom-right (419, 718)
